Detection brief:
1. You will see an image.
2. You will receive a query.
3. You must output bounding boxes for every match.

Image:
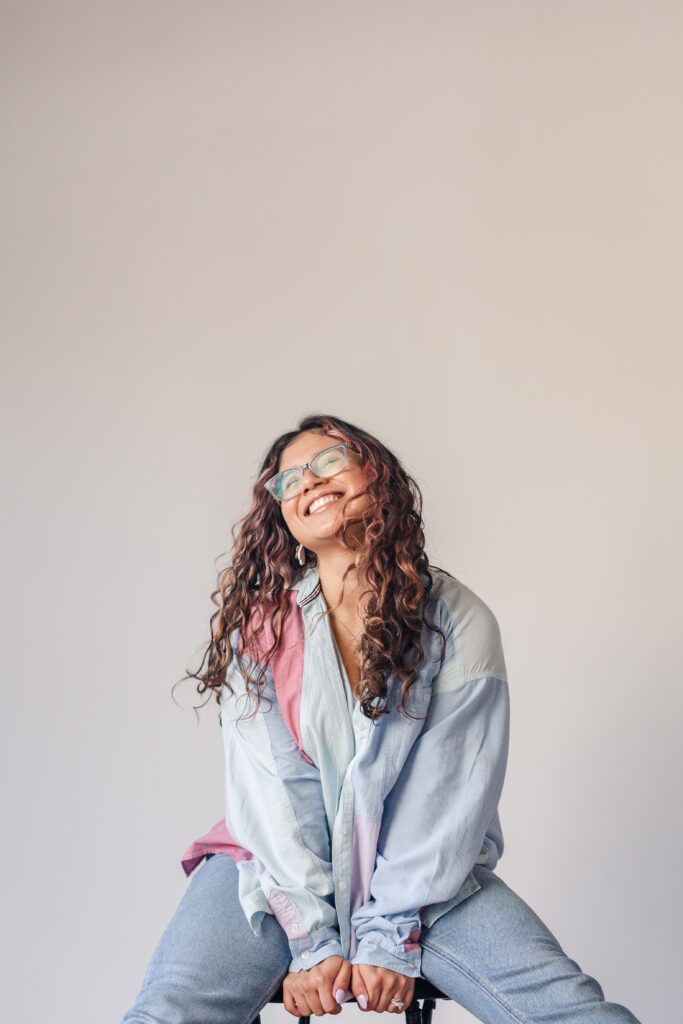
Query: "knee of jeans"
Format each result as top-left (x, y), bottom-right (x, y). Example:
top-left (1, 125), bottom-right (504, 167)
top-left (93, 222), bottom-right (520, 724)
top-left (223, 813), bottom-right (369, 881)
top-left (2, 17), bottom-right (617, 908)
top-left (122, 972), bottom-right (226, 1024)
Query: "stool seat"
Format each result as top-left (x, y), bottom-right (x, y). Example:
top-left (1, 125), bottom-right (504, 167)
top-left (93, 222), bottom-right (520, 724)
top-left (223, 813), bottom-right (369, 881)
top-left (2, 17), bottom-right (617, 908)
top-left (250, 977), bottom-right (449, 1024)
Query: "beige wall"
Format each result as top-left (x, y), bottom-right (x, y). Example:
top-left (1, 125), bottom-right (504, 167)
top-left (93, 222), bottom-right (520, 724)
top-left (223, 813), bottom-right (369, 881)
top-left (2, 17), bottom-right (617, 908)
top-left (2, 3), bottom-right (680, 1022)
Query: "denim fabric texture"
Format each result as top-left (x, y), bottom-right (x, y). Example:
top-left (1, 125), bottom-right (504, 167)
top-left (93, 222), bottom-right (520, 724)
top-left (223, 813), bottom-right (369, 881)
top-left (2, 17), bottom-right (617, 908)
top-left (121, 853), bottom-right (642, 1024)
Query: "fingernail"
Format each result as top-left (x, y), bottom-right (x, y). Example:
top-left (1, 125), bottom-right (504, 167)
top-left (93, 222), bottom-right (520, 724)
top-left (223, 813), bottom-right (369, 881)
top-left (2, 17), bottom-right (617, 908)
top-left (357, 994), bottom-right (368, 1009)
top-left (335, 989), bottom-right (345, 1004)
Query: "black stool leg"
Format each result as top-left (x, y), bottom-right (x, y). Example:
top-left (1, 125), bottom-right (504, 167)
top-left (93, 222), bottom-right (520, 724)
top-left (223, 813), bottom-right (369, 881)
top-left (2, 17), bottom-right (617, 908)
top-left (405, 994), bottom-right (423, 1024)
top-left (421, 997), bottom-right (436, 1024)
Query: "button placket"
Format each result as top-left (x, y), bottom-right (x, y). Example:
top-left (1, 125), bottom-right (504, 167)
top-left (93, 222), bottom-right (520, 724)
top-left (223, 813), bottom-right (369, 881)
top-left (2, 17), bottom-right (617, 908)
top-left (300, 580), bottom-right (376, 960)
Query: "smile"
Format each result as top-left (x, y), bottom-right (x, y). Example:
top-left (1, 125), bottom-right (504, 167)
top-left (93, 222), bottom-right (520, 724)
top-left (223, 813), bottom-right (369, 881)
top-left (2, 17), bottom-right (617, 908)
top-left (307, 493), bottom-right (343, 515)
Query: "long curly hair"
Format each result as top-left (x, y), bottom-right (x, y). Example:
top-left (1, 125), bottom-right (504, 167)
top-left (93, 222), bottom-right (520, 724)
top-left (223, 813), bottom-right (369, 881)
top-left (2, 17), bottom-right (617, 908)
top-left (174, 413), bottom-right (447, 722)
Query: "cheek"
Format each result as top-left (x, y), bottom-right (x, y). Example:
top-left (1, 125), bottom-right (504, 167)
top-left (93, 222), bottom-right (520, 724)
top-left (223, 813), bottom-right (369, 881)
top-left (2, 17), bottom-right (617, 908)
top-left (280, 502), bottom-right (302, 531)
top-left (280, 505), bottom-right (293, 528)
top-left (355, 465), bottom-right (373, 493)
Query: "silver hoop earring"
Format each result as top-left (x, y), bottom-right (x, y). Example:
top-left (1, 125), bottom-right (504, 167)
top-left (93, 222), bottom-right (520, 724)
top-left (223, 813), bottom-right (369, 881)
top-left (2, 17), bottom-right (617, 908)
top-left (295, 543), bottom-right (306, 566)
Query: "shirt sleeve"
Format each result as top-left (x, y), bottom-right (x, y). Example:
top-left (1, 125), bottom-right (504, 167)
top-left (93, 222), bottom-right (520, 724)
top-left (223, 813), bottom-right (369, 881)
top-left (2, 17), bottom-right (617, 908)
top-left (221, 629), bottom-right (344, 973)
top-left (349, 618), bottom-right (510, 977)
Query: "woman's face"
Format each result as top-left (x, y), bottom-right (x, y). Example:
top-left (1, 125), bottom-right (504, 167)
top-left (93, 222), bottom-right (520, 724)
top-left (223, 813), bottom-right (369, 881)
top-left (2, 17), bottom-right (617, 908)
top-left (276, 430), bottom-right (371, 555)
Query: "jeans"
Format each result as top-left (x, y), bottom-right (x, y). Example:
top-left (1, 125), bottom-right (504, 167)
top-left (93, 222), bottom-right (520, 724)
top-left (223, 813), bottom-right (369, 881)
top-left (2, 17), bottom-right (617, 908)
top-left (121, 853), bottom-right (642, 1024)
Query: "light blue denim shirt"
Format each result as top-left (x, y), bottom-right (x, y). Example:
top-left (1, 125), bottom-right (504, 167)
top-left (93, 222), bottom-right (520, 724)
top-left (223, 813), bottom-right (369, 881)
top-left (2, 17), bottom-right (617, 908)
top-left (181, 563), bottom-right (510, 977)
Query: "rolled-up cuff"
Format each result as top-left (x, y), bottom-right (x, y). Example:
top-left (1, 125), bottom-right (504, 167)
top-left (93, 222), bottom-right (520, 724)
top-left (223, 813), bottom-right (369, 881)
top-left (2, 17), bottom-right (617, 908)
top-left (351, 935), bottom-right (422, 977)
top-left (288, 928), bottom-right (345, 973)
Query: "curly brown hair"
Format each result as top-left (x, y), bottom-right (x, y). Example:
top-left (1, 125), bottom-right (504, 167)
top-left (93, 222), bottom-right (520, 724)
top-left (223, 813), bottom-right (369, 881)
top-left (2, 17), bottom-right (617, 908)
top-left (174, 413), bottom-right (446, 722)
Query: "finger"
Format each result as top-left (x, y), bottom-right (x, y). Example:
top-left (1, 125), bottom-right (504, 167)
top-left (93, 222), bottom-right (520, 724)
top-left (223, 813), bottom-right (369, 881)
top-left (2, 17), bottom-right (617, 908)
top-left (376, 980), bottom-right (396, 1014)
top-left (363, 968), bottom-right (387, 1013)
top-left (299, 984), bottom-right (324, 1017)
top-left (310, 967), bottom-right (344, 1017)
top-left (360, 980), bottom-right (380, 1013)
top-left (397, 980), bottom-right (414, 1012)
top-left (282, 988), bottom-right (300, 1018)
top-left (382, 983), bottom-right (410, 1015)
top-left (398, 982), bottom-right (414, 1013)
top-left (282, 976), bottom-right (299, 1018)
top-left (316, 979), bottom-right (343, 1016)
top-left (350, 966), bottom-right (371, 1012)
top-left (332, 960), bottom-right (352, 1005)
top-left (284, 981), bottom-right (310, 1019)
top-left (293, 994), bottom-right (314, 1018)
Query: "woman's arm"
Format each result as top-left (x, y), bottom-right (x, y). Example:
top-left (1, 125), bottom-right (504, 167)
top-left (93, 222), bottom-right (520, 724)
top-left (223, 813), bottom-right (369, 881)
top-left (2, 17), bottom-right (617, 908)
top-left (221, 628), bottom-right (344, 973)
top-left (349, 604), bottom-right (510, 977)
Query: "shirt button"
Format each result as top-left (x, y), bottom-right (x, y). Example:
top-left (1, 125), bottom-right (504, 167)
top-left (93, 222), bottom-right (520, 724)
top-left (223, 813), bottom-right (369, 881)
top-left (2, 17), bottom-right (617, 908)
top-left (340, 827), bottom-right (348, 835)
top-left (338, 880), bottom-right (347, 889)
top-left (302, 952), bottom-right (309, 959)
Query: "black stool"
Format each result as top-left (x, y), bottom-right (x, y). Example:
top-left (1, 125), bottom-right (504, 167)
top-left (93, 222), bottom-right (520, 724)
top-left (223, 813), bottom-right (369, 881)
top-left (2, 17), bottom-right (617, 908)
top-left (250, 978), bottom-right (449, 1024)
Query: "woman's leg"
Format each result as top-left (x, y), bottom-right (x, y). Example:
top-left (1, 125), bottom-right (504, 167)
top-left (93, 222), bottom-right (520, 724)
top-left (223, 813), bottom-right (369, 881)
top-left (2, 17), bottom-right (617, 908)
top-left (120, 853), bottom-right (292, 1024)
top-left (420, 866), bottom-right (642, 1024)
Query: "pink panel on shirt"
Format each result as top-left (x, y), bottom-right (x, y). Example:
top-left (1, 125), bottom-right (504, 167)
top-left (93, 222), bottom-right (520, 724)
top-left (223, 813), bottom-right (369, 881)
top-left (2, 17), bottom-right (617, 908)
top-left (349, 814), bottom-right (382, 960)
top-left (181, 589), bottom-right (310, 876)
top-left (180, 817), bottom-right (254, 876)
top-left (243, 591), bottom-right (312, 765)
top-left (270, 593), bottom-right (312, 765)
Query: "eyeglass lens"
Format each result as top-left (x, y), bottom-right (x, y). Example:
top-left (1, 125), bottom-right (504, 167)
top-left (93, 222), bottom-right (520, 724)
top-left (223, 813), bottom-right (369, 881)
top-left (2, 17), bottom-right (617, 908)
top-left (276, 444), bottom-right (348, 500)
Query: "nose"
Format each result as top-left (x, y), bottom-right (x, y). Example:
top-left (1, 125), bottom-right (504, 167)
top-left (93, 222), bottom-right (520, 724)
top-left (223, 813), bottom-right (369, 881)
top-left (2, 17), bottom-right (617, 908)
top-left (301, 466), bottom-right (326, 491)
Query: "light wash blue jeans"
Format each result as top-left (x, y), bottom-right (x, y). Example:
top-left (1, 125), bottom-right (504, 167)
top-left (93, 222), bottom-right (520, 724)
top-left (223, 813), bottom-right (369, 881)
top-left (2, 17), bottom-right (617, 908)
top-left (121, 853), bottom-right (642, 1024)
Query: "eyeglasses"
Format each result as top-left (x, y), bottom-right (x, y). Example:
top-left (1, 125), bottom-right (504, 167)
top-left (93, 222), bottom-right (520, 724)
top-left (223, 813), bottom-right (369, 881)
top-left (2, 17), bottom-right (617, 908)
top-left (265, 441), bottom-right (360, 502)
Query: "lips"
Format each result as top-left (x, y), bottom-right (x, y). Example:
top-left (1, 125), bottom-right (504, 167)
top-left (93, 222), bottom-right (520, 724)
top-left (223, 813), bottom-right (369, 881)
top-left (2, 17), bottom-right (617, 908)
top-left (305, 492), bottom-right (344, 515)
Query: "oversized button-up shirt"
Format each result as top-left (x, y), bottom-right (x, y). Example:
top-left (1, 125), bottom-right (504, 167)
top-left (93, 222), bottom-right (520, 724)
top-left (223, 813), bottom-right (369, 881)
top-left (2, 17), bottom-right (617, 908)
top-left (180, 564), bottom-right (510, 977)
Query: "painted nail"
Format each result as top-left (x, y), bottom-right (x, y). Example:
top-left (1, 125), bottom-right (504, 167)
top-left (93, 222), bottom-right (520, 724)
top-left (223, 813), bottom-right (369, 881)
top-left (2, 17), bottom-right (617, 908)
top-left (335, 989), bottom-right (345, 1004)
top-left (358, 994), bottom-right (368, 1009)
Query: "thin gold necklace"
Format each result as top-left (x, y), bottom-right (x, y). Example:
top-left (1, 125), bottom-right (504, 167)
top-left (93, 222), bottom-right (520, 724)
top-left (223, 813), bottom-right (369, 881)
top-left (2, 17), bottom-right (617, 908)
top-left (330, 611), bottom-right (363, 653)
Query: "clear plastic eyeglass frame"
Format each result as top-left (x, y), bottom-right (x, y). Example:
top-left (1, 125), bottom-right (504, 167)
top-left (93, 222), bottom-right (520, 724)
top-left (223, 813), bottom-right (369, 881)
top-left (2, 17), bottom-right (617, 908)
top-left (264, 441), bottom-right (360, 502)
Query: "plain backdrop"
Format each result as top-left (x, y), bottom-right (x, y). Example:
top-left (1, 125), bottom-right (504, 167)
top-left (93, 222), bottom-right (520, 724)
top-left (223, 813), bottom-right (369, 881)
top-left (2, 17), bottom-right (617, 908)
top-left (1, 3), bottom-right (680, 1023)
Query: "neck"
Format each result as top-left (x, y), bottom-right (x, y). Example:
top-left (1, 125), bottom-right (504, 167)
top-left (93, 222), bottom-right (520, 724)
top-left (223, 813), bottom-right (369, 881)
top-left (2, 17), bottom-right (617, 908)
top-left (315, 550), bottom-right (367, 614)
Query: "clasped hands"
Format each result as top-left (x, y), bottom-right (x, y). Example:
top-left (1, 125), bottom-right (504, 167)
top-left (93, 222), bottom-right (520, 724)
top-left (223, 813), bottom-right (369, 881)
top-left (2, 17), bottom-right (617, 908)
top-left (283, 955), bottom-right (415, 1017)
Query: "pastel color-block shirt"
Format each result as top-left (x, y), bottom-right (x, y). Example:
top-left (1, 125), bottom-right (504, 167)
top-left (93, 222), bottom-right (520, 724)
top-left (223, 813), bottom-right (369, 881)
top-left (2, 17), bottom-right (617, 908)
top-left (180, 563), bottom-right (510, 977)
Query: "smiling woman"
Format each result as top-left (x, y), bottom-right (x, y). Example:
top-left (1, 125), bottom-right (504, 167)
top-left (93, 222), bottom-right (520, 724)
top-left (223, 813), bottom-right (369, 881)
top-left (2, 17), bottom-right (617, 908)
top-left (269, 431), bottom-right (376, 691)
top-left (178, 413), bottom-right (442, 725)
top-left (120, 413), bottom-right (643, 1024)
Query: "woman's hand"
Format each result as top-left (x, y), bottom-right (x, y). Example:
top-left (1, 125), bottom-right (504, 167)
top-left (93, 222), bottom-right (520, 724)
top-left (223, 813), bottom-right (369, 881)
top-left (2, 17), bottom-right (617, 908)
top-left (283, 955), bottom-right (351, 1017)
top-left (351, 963), bottom-right (415, 1014)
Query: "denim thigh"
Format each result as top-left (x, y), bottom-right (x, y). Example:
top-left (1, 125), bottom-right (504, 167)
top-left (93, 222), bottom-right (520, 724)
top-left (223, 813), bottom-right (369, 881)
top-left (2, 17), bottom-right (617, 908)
top-left (420, 866), bottom-right (642, 1024)
top-left (120, 853), bottom-right (292, 1024)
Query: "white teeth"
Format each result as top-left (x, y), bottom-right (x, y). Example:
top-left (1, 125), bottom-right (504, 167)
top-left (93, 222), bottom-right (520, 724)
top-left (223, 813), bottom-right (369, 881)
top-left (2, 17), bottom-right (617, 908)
top-left (308, 493), bottom-right (343, 515)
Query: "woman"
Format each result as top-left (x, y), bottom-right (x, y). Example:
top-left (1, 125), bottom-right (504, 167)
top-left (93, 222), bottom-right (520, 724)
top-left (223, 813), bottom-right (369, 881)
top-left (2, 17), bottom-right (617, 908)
top-left (121, 413), bottom-right (642, 1024)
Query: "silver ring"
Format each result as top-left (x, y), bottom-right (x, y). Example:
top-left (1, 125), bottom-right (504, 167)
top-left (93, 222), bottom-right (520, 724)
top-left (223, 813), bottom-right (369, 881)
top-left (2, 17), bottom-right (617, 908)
top-left (390, 998), bottom-right (404, 1010)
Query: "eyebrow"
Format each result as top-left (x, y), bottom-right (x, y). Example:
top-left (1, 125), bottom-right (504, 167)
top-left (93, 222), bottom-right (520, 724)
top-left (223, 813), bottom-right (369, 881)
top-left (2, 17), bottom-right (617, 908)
top-left (279, 440), bottom-right (345, 474)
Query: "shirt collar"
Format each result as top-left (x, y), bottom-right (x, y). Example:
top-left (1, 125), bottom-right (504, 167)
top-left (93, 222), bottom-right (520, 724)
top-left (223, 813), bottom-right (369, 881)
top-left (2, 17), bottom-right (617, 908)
top-left (293, 562), bottom-right (322, 606)
top-left (293, 561), bottom-right (434, 607)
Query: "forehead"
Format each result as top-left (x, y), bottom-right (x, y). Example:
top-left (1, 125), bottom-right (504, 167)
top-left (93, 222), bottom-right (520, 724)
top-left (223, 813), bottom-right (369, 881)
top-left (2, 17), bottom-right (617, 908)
top-left (279, 430), bottom-right (343, 471)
